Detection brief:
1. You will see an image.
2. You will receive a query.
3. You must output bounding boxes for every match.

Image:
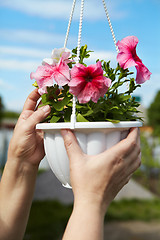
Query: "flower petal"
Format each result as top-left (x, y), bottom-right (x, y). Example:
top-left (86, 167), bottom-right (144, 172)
top-left (116, 36), bottom-right (141, 69)
top-left (69, 62), bottom-right (111, 103)
top-left (87, 61), bottom-right (103, 77)
top-left (30, 65), bottom-right (54, 95)
top-left (53, 58), bottom-right (70, 86)
top-left (71, 63), bottom-right (87, 78)
top-left (135, 62), bottom-right (152, 84)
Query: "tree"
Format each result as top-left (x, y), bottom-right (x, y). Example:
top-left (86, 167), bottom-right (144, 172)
top-left (148, 90), bottom-right (160, 136)
top-left (0, 96), bottom-right (4, 124)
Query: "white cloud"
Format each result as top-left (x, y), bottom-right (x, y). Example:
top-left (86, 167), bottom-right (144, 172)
top-left (87, 50), bottom-right (116, 63)
top-left (0, 45), bottom-right (116, 62)
top-left (0, 0), bottom-right (128, 20)
top-left (0, 29), bottom-right (76, 46)
top-left (0, 46), bottom-right (50, 59)
top-left (0, 59), bottom-right (39, 72)
top-left (0, 47), bottom-right (116, 72)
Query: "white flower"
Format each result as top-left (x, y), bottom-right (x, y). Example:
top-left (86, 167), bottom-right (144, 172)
top-left (42, 47), bottom-right (71, 66)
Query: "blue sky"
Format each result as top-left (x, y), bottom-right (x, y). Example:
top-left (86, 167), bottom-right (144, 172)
top-left (0, 0), bottom-right (160, 112)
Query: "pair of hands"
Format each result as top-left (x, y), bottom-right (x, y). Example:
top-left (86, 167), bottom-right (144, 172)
top-left (8, 89), bottom-right (141, 211)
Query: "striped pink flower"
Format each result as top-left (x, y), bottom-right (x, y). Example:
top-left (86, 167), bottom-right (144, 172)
top-left (30, 58), bottom-right (70, 95)
top-left (116, 36), bottom-right (152, 84)
top-left (69, 61), bottom-right (111, 103)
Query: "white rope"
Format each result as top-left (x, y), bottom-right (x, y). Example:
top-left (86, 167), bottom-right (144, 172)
top-left (64, 0), bottom-right (76, 49)
top-left (102, 0), bottom-right (119, 53)
top-left (71, 0), bottom-right (85, 129)
top-left (76, 0), bottom-right (84, 64)
top-left (102, 1), bottom-right (130, 90)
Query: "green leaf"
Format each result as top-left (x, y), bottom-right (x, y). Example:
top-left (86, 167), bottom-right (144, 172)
top-left (32, 81), bottom-right (38, 88)
top-left (64, 108), bottom-right (72, 122)
top-left (50, 115), bottom-right (61, 123)
top-left (41, 94), bottom-right (48, 105)
top-left (106, 119), bottom-right (120, 123)
top-left (52, 97), bottom-right (71, 111)
top-left (76, 113), bottom-right (89, 122)
top-left (83, 109), bottom-right (94, 117)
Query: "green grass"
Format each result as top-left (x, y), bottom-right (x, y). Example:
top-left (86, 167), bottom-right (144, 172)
top-left (3, 111), bottom-right (20, 119)
top-left (24, 201), bottom-right (73, 240)
top-left (106, 199), bottom-right (160, 222)
top-left (24, 199), bottom-right (160, 240)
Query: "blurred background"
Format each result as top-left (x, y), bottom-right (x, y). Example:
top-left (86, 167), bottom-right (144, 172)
top-left (0, 0), bottom-right (160, 239)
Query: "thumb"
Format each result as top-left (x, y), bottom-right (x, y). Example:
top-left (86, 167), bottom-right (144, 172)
top-left (61, 129), bottom-right (83, 163)
top-left (26, 105), bottom-right (51, 131)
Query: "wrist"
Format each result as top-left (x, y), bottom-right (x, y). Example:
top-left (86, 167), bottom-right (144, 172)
top-left (6, 156), bottom-right (39, 180)
top-left (74, 194), bottom-right (109, 219)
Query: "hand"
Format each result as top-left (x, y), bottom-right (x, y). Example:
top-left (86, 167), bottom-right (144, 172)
top-left (61, 128), bottom-right (141, 213)
top-left (8, 89), bottom-right (51, 167)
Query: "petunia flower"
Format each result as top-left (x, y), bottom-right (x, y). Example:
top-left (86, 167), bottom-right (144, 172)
top-left (52, 57), bottom-right (70, 86)
top-left (69, 61), bottom-right (111, 103)
top-left (42, 47), bottom-right (72, 66)
top-left (116, 36), bottom-right (152, 84)
top-left (30, 64), bottom-right (55, 95)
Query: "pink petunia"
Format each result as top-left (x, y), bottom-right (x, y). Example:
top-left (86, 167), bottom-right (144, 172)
top-left (53, 58), bottom-right (70, 86)
top-left (69, 61), bottom-right (111, 103)
top-left (30, 64), bottom-right (55, 95)
top-left (116, 36), bottom-right (152, 84)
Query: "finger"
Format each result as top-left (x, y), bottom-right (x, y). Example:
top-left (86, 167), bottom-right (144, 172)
top-left (113, 127), bottom-right (139, 156)
top-left (23, 89), bottom-right (41, 112)
top-left (127, 153), bottom-right (141, 174)
top-left (25, 105), bottom-right (51, 132)
top-left (61, 130), bottom-right (84, 163)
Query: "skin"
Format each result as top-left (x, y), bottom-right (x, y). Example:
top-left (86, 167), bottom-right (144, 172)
top-left (61, 128), bottom-right (141, 240)
top-left (0, 88), bottom-right (141, 240)
top-left (0, 89), bottom-right (51, 240)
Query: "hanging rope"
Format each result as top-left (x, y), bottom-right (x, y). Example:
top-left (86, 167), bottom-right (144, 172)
top-left (64, 0), bottom-right (119, 128)
top-left (102, 0), bottom-right (119, 53)
top-left (76, 0), bottom-right (84, 64)
top-left (64, 0), bottom-right (76, 49)
top-left (71, 0), bottom-right (85, 129)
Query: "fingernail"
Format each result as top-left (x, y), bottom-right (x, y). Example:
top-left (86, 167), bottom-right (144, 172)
top-left (42, 105), bottom-right (50, 113)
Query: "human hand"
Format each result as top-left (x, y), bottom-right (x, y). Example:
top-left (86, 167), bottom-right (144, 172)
top-left (61, 128), bottom-right (141, 214)
top-left (8, 89), bottom-right (51, 167)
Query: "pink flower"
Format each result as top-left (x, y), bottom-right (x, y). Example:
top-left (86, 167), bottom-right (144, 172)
top-left (30, 65), bottom-right (55, 95)
top-left (69, 61), bottom-right (111, 103)
top-left (53, 58), bottom-right (70, 86)
top-left (116, 36), bottom-right (152, 84)
top-left (30, 58), bottom-right (70, 94)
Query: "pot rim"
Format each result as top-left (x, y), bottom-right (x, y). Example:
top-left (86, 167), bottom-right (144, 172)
top-left (36, 121), bottom-right (142, 130)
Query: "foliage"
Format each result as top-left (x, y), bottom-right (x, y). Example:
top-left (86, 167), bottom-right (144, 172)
top-left (133, 133), bottom-right (160, 196)
top-left (38, 45), bottom-right (142, 123)
top-left (148, 90), bottom-right (160, 136)
top-left (3, 111), bottom-right (20, 119)
top-left (24, 199), bottom-right (160, 240)
top-left (24, 201), bottom-right (72, 240)
top-left (106, 199), bottom-right (160, 222)
top-left (0, 96), bottom-right (4, 123)
top-left (141, 133), bottom-right (160, 170)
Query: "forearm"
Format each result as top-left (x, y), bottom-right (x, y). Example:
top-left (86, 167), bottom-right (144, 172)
top-left (62, 200), bottom-right (105, 240)
top-left (0, 158), bottom-right (38, 240)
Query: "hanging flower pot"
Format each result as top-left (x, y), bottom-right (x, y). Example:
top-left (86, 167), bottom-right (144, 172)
top-left (31, 0), bottom-right (151, 187)
top-left (36, 121), bottom-right (142, 188)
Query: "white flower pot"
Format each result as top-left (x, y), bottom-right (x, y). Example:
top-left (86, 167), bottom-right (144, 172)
top-left (36, 121), bottom-right (142, 188)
